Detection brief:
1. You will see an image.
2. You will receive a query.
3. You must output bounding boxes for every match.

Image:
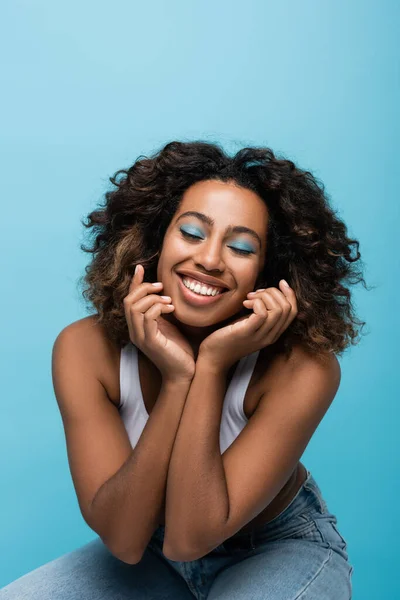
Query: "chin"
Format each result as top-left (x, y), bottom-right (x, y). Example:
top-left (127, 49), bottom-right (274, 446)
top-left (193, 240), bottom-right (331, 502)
top-left (172, 303), bottom-right (244, 329)
top-left (172, 311), bottom-right (219, 328)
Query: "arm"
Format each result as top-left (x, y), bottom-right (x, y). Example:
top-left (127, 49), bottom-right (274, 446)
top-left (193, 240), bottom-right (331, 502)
top-left (52, 321), bottom-right (192, 565)
top-left (90, 378), bottom-right (191, 563)
top-left (163, 347), bottom-right (340, 561)
top-left (163, 358), bottom-right (230, 559)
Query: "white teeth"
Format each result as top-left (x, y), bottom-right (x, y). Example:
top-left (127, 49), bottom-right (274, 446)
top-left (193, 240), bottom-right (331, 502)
top-left (182, 277), bottom-right (222, 296)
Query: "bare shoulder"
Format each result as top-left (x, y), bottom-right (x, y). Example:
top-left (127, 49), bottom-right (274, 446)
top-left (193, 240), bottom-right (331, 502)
top-left (53, 315), bottom-right (121, 404)
top-left (258, 342), bottom-right (341, 404)
top-left (54, 315), bottom-right (112, 358)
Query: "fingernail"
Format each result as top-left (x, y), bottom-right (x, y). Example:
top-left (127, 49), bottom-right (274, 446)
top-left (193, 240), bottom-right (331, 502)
top-left (134, 264), bottom-right (139, 275)
top-left (152, 281), bottom-right (162, 286)
top-left (281, 279), bottom-right (290, 288)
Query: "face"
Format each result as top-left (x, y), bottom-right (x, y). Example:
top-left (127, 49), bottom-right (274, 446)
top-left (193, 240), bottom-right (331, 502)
top-left (156, 179), bottom-right (269, 340)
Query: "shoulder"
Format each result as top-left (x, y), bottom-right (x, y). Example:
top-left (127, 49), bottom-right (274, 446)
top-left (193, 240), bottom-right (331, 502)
top-left (258, 342), bottom-right (341, 406)
top-left (53, 315), bottom-right (120, 391)
top-left (54, 315), bottom-right (107, 349)
top-left (249, 343), bottom-right (342, 444)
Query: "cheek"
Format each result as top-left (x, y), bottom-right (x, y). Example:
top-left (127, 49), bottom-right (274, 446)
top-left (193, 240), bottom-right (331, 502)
top-left (156, 239), bottom-right (184, 276)
top-left (237, 265), bottom-right (259, 288)
top-left (162, 235), bottom-right (186, 257)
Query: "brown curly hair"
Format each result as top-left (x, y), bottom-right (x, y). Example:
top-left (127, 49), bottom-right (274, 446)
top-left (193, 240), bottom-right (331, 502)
top-left (78, 139), bottom-right (370, 358)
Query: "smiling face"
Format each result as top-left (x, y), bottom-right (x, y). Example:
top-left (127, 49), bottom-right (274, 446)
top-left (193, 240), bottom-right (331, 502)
top-left (156, 179), bottom-right (269, 343)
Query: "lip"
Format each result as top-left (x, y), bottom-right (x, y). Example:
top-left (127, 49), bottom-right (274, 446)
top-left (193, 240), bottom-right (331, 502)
top-left (176, 269), bottom-right (230, 290)
top-left (176, 273), bottom-right (227, 307)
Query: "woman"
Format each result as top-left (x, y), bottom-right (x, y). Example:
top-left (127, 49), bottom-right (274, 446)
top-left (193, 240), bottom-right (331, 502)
top-left (2, 141), bottom-right (366, 599)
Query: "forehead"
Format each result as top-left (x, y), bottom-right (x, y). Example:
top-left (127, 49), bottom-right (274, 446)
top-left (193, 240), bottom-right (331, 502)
top-left (176, 179), bottom-right (269, 228)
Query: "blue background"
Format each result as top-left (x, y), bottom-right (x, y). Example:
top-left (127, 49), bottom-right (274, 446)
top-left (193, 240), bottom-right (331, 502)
top-left (1, 1), bottom-right (398, 597)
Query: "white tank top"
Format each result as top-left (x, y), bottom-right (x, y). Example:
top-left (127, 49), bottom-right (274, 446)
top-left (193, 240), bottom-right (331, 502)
top-left (118, 343), bottom-right (260, 454)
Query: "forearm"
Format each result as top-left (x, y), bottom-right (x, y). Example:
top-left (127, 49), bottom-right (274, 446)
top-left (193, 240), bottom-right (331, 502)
top-left (164, 359), bottom-right (229, 557)
top-left (90, 378), bottom-right (191, 563)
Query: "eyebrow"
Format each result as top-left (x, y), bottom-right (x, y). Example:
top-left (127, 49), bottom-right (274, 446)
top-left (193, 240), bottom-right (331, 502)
top-left (176, 211), bottom-right (262, 248)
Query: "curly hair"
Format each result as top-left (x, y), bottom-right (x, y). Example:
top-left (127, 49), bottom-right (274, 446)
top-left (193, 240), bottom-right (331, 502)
top-left (78, 139), bottom-right (370, 359)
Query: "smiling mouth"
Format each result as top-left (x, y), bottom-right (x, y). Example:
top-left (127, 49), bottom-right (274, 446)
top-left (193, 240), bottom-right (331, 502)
top-left (177, 273), bottom-right (228, 295)
top-left (175, 273), bottom-right (230, 306)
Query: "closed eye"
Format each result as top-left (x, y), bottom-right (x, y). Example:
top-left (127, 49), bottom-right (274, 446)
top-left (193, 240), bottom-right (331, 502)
top-left (180, 230), bottom-right (254, 256)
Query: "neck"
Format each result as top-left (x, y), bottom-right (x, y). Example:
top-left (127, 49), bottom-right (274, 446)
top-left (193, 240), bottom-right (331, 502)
top-left (162, 313), bottom-right (218, 358)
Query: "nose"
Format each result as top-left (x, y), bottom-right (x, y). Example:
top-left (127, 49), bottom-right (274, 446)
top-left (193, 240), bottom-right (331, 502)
top-left (193, 237), bottom-right (226, 273)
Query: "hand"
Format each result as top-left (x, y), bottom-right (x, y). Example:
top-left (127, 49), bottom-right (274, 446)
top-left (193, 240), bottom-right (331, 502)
top-left (123, 264), bottom-right (196, 383)
top-left (198, 280), bottom-right (298, 372)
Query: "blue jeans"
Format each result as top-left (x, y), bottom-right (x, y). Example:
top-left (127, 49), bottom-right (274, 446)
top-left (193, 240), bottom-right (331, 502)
top-left (0, 470), bottom-right (353, 599)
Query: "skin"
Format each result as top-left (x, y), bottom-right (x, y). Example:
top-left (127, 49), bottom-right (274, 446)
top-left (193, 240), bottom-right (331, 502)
top-left (54, 179), bottom-right (338, 564)
top-left (125, 178), bottom-right (310, 549)
top-left (156, 178), bottom-right (271, 357)
top-left (143, 179), bottom-right (322, 558)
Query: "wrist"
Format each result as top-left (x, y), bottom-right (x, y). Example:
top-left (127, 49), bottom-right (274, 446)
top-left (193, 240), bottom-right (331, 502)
top-left (195, 354), bottom-right (230, 377)
top-left (161, 376), bottom-right (194, 390)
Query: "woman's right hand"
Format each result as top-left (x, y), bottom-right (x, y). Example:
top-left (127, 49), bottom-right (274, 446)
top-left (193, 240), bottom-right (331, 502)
top-left (123, 264), bottom-right (196, 383)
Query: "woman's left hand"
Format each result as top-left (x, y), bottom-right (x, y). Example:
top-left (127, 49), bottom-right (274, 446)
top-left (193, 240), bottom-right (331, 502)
top-left (197, 280), bottom-right (298, 372)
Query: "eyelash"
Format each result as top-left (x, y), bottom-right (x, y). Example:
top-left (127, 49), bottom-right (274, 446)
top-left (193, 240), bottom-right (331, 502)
top-left (180, 230), bottom-right (254, 256)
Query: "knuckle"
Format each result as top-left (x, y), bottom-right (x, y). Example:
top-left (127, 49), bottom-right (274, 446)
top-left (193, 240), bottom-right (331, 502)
top-left (145, 304), bottom-right (158, 318)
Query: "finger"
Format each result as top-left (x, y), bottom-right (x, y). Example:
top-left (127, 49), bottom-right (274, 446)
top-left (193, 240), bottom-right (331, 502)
top-left (242, 296), bottom-right (271, 317)
top-left (125, 265), bottom-right (164, 345)
top-left (239, 300), bottom-right (267, 333)
top-left (143, 301), bottom-right (175, 340)
top-left (130, 294), bottom-right (173, 341)
top-left (133, 293), bottom-right (172, 313)
top-left (252, 297), bottom-right (268, 318)
top-left (278, 280), bottom-right (298, 315)
top-left (249, 297), bottom-right (270, 333)
top-left (258, 289), bottom-right (282, 318)
top-left (243, 297), bottom-right (268, 313)
top-left (125, 270), bottom-right (163, 307)
top-left (247, 290), bottom-right (285, 340)
top-left (259, 287), bottom-right (296, 341)
top-left (123, 283), bottom-right (162, 310)
top-left (273, 283), bottom-right (298, 330)
top-left (235, 311), bottom-right (265, 334)
top-left (129, 293), bottom-right (170, 343)
top-left (266, 287), bottom-right (293, 318)
top-left (246, 312), bottom-right (268, 333)
top-left (247, 282), bottom-right (297, 313)
top-left (262, 309), bottom-right (292, 343)
top-left (124, 265), bottom-right (146, 345)
top-left (246, 288), bottom-right (266, 297)
top-left (129, 263), bottom-right (143, 294)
